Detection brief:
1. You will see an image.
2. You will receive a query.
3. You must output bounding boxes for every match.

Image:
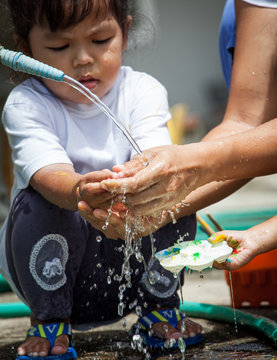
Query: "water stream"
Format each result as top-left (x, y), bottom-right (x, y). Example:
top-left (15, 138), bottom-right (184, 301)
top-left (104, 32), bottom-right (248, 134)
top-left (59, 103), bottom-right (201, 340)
top-left (228, 270), bottom-right (238, 333)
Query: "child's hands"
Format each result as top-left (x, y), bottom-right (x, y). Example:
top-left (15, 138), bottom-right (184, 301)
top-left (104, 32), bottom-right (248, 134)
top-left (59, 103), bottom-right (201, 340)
top-left (78, 169), bottom-right (117, 209)
top-left (208, 230), bottom-right (259, 271)
top-left (77, 169), bottom-right (130, 239)
top-left (78, 200), bottom-right (169, 240)
top-left (78, 200), bottom-right (127, 240)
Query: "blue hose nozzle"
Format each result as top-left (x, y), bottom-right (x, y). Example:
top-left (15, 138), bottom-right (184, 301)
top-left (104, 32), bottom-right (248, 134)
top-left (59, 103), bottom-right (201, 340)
top-left (0, 46), bottom-right (64, 81)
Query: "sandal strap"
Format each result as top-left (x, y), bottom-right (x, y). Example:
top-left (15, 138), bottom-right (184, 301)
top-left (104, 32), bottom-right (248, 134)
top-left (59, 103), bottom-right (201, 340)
top-left (25, 322), bottom-right (72, 349)
top-left (137, 307), bottom-right (185, 331)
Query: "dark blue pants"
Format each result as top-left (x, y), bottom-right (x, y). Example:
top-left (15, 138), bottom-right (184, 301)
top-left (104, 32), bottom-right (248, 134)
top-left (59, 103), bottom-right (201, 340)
top-left (5, 187), bottom-right (196, 326)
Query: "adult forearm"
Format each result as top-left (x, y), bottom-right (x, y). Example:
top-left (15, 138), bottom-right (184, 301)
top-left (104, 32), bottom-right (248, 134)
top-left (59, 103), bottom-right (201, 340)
top-left (173, 119), bottom-right (277, 218)
top-left (174, 179), bottom-right (249, 219)
top-left (246, 215), bottom-right (277, 255)
top-left (199, 119), bottom-right (277, 183)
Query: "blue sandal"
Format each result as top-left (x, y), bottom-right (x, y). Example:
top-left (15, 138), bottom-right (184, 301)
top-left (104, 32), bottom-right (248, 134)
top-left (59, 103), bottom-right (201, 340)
top-left (16, 322), bottom-right (77, 360)
top-left (131, 307), bottom-right (203, 349)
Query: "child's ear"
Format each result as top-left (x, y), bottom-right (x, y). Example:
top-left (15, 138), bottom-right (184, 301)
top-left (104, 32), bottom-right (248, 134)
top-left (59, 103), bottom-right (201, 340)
top-left (123, 15), bottom-right (132, 51)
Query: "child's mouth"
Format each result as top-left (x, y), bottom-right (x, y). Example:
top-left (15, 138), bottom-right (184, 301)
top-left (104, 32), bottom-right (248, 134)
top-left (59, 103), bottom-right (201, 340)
top-left (78, 76), bottom-right (99, 90)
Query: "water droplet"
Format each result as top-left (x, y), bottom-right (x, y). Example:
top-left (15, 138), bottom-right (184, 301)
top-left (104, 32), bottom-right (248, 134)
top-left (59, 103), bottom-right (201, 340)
top-left (96, 235), bottom-right (102, 242)
top-left (143, 301), bottom-right (148, 308)
top-left (108, 267), bottom-right (115, 276)
top-left (169, 210), bottom-right (177, 224)
top-left (163, 324), bottom-right (169, 333)
top-left (178, 336), bottom-right (186, 353)
top-left (118, 301), bottom-right (125, 316)
top-left (181, 321), bottom-right (186, 333)
top-left (164, 338), bottom-right (176, 349)
top-left (135, 305), bottom-right (142, 317)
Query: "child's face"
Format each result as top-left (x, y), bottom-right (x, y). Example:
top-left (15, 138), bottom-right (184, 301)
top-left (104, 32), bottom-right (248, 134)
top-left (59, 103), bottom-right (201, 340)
top-left (28, 11), bottom-right (129, 103)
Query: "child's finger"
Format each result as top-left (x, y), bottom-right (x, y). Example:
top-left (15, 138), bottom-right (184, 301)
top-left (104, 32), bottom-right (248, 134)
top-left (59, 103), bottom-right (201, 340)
top-left (81, 169), bottom-right (114, 183)
top-left (78, 203), bottom-right (101, 228)
top-left (213, 257), bottom-right (232, 270)
top-left (208, 233), bottom-right (227, 245)
top-left (78, 200), bottom-right (93, 213)
top-left (79, 182), bottom-right (113, 197)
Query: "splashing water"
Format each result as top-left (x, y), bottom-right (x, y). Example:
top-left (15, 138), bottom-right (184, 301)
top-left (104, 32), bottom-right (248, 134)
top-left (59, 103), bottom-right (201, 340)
top-left (164, 337), bottom-right (177, 349)
top-left (178, 271), bottom-right (185, 305)
top-left (169, 210), bottom-right (177, 224)
top-left (96, 235), bottom-right (102, 243)
top-left (229, 270), bottom-right (238, 333)
top-left (178, 336), bottom-right (186, 360)
top-left (102, 197), bottom-right (114, 230)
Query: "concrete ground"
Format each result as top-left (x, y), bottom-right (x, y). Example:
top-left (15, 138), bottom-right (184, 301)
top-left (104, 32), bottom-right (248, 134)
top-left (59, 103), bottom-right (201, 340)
top-left (0, 175), bottom-right (277, 359)
top-left (1, 270), bottom-right (277, 359)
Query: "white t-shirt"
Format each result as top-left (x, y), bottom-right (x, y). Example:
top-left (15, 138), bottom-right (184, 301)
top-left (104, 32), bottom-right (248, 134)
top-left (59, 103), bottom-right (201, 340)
top-left (0, 66), bottom-right (172, 293)
top-left (2, 66), bottom-right (172, 201)
top-left (243, 0), bottom-right (277, 7)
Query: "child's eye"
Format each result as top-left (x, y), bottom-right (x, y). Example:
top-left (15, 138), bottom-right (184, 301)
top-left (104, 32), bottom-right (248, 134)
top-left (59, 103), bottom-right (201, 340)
top-left (93, 38), bottom-right (111, 45)
top-left (47, 44), bottom-right (69, 51)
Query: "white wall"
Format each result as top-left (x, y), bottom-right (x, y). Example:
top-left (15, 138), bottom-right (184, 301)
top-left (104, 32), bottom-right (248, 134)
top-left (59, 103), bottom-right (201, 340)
top-left (124, 0), bottom-right (227, 121)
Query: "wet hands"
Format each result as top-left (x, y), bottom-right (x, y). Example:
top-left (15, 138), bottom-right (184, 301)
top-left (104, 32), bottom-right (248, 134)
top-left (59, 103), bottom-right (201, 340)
top-left (79, 201), bottom-right (168, 240)
top-left (101, 145), bottom-right (200, 216)
top-left (77, 169), bottom-right (117, 210)
top-left (78, 201), bottom-right (127, 239)
top-left (77, 169), bottom-right (165, 239)
top-left (77, 169), bottom-right (127, 239)
top-left (209, 231), bottom-right (258, 271)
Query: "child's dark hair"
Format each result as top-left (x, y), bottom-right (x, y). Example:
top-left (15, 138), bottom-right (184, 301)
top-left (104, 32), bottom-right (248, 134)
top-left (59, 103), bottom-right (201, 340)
top-left (8, 0), bottom-right (131, 49)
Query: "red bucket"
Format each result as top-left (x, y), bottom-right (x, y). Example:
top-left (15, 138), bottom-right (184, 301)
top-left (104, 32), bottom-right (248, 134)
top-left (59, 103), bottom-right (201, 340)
top-left (225, 249), bottom-right (277, 308)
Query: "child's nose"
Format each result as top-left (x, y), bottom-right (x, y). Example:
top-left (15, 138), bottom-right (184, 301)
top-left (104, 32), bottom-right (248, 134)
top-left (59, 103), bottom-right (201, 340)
top-left (73, 47), bottom-right (94, 67)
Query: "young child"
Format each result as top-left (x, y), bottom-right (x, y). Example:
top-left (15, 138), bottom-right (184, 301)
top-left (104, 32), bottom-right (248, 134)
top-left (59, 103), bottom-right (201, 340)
top-left (0, 0), bottom-right (202, 358)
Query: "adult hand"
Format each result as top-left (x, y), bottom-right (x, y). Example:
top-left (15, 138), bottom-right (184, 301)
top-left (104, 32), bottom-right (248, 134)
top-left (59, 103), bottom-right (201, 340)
top-left (101, 144), bottom-right (203, 216)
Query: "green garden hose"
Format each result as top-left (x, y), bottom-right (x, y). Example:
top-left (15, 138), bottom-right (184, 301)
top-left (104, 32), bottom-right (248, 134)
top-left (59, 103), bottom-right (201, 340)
top-left (180, 301), bottom-right (277, 346)
top-left (0, 275), bottom-right (11, 292)
top-left (0, 300), bottom-right (276, 347)
top-left (0, 302), bottom-right (30, 318)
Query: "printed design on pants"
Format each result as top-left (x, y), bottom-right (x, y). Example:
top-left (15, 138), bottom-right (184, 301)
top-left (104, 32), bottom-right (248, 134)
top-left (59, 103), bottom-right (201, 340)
top-left (29, 234), bottom-right (69, 291)
top-left (140, 258), bottom-right (178, 299)
top-left (43, 258), bottom-right (63, 279)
